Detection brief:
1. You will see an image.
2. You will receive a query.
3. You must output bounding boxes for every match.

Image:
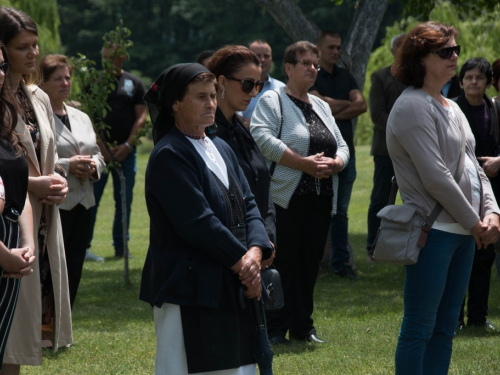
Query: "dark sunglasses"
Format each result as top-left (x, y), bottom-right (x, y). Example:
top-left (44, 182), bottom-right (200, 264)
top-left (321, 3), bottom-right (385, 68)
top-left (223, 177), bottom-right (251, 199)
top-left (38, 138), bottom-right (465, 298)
top-left (0, 62), bottom-right (9, 76)
top-left (297, 59), bottom-right (319, 70)
top-left (224, 75), bottom-right (264, 94)
top-left (428, 45), bottom-right (461, 59)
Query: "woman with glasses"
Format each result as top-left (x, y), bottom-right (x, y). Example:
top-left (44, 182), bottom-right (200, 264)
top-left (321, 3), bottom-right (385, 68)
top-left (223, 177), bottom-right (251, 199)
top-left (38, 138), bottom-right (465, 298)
top-left (0, 42), bottom-right (36, 369)
top-left (0, 7), bottom-right (72, 374)
top-left (387, 22), bottom-right (500, 374)
top-left (250, 41), bottom-right (349, 345)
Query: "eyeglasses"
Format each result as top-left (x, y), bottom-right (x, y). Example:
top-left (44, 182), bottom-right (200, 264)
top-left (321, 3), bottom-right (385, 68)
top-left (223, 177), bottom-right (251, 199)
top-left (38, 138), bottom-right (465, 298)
top-left (296, 59), bottom-right (319, 70)
top-left (0, 62), bottom-right (9, 76)
top-left (428, 45), bottom-right (461, 59)
top-left (224, 75), bottom-right (264, 94)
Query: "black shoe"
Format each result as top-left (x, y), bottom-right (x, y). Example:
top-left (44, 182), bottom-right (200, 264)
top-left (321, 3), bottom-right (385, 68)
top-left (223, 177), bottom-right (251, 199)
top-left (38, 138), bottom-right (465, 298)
top-left (333, 265), bottom-right (358, 280)
top-left (115, 252), bottom-right (133, 258)
top-left (457, 320), bottom-right (466, 330)
top-left (268, 336), bottom-right (291, 346)
top-left (306, 334), bottom-right (324, 343)
top-left (469, 320), bottom-right (499, 332)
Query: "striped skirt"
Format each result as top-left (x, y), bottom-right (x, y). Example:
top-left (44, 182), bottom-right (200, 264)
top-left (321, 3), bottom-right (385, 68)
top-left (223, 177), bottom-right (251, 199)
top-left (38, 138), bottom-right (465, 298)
top-left (0, 216), bottom-right (21, 368)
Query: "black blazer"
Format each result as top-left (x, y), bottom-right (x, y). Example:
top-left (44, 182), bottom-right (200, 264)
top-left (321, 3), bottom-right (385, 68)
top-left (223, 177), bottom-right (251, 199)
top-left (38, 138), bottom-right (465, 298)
top-left (454, 94), bottom-right (500, 196)
top-left (214, 108), bottom-right (276, 245)
top-left (140, 126), bottom-right (272, 308)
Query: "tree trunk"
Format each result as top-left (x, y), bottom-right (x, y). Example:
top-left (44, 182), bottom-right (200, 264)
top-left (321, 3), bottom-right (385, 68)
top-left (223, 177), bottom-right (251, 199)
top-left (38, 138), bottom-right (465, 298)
top-left (253, 0), bottom-right (320, 42)
top-left (341, 0), bottom-right (389, 90)
top-left (253, 0), bottom-right (389, 90)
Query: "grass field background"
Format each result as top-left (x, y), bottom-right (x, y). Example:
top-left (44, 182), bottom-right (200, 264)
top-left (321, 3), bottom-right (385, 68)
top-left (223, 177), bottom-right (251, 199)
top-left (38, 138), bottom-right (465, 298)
top-left (23, 144), bottom-right (500, 374)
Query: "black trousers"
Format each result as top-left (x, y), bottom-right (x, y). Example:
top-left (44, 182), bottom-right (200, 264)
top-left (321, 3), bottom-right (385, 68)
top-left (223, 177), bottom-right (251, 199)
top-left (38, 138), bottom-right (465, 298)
top-left (60, 204), bottom-right (92, 309)
top-left (366, 155), bottom-right (394, 251)
top-left (266, 193), bottom-right (331, 339)
top-left (459, 244), bottom-right (496, 324)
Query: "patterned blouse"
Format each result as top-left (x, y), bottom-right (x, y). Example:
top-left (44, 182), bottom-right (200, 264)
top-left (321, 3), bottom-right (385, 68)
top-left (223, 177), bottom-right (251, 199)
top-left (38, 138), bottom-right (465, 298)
top-left (287, 94), bottom-right (337, 196)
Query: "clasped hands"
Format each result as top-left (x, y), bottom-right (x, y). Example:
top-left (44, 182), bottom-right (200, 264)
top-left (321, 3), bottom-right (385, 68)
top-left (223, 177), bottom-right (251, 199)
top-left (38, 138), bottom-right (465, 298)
top-left (32, 173), bottom-right (68, 205)
top-left (69, 155), bottom-right (96, 181)
top-left (471, 213), bottom-right (500, 249)
top-left (231, 246), bottom-right (263, 300)
top-left (1, 246), bottom-right (35, 278)
top-left (302, 152), bottom-right (344, 179)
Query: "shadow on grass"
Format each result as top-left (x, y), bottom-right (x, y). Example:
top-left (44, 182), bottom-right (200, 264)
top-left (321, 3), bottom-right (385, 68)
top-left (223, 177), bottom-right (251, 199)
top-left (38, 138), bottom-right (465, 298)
top-left (313, 233), bottom-right (406, 319)
top-left (71, 266), bottom-right (152, 332)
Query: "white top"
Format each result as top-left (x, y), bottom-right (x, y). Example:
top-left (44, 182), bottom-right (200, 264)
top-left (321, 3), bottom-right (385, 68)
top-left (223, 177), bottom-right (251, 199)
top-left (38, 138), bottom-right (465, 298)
top-left (186, 136), bottom-right (229, 188)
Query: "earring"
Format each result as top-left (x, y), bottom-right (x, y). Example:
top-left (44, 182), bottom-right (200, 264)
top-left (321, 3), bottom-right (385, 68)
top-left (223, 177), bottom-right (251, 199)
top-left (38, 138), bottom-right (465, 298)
top-left (221, 88), bottom-right (225, 99)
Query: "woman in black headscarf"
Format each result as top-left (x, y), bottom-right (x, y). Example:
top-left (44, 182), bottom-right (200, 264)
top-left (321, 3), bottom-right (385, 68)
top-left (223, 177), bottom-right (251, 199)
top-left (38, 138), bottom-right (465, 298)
top-left (139, 63), bottom-right (273, 374)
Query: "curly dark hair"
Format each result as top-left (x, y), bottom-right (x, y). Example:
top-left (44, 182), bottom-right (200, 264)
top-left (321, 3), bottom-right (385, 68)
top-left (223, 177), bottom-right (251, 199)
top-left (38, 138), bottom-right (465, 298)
top-left (392, 22), bottom-right (459, 88)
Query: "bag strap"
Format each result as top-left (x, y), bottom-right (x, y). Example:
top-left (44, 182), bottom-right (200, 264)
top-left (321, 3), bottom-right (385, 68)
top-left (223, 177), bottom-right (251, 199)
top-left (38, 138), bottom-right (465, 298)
top-left (388, 119), bottom-right (466, 247)
top-left (268, 90), bottom-right (284, 177)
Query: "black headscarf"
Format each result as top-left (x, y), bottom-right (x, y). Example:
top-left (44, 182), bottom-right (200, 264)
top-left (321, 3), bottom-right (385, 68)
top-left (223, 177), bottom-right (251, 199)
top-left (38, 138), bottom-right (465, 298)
top-left (143, 63), bottom-right (210, 144)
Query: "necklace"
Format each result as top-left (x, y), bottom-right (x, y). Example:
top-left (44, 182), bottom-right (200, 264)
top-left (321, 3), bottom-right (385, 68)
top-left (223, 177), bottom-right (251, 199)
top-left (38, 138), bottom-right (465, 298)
top-left (181, 131), bottom-right (205, 140)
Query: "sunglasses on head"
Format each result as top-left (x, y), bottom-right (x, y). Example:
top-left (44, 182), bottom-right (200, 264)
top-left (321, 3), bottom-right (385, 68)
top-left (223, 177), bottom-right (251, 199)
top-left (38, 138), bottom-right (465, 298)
top-left (428, 45), bottom-right (460, 59)
top-left (0, 62), bottom-right (9, 76)
top-left (224, 75), bottom-right (264, 94)
top-left (296, 59), bottom-right (319, 70)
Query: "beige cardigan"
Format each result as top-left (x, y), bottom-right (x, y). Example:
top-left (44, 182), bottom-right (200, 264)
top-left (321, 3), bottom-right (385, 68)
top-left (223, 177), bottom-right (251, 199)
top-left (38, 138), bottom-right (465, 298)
top-left (4, 85), bottom-right (72, 365)
top-left (387, 87), bottom-right (499, 231)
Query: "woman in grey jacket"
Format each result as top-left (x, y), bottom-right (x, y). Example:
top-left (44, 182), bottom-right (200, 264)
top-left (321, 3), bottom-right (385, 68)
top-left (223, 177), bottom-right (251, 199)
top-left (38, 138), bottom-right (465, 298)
top-left (250, 41), bottom-right (349, 345)
top-left (388, 22), bottom-right (500, 375)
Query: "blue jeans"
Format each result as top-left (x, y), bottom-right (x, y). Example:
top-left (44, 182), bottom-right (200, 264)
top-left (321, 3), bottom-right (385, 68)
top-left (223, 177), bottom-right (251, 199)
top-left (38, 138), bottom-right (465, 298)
top-left (395, 229), bottom-right (474, 375)
top-left (330, 154), bottom-right (356, 269)
top-left (88, 149), bottom-right (137, 255)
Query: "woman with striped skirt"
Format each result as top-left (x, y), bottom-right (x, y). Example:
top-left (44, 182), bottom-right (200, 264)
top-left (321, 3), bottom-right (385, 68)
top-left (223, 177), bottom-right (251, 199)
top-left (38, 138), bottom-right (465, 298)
top-left (0, 43), bottom-right (35, 368)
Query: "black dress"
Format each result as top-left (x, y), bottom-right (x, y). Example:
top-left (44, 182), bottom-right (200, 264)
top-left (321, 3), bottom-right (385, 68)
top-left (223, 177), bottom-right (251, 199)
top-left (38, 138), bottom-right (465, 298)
top-left (214, 108), bottom-right (276, 244)
top-left (0, 138), bottom-right (29, 367)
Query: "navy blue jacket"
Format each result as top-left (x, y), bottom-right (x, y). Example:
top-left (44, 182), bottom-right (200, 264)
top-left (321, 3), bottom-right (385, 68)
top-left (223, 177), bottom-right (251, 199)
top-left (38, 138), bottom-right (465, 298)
top-left (140, 126), bottom-right (272, 308)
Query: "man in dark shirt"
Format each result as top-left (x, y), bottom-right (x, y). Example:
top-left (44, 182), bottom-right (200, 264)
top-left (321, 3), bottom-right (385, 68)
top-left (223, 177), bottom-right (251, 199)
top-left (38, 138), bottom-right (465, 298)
top-left (87, 44), bottom-right (147, 259)
top-left (310, 31), bottom-right (367, 279)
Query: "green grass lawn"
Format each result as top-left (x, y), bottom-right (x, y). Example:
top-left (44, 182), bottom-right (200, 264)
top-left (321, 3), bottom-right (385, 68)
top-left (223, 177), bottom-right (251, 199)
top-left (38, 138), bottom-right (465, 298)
top-left (24, 144), bottom-right (500, 374)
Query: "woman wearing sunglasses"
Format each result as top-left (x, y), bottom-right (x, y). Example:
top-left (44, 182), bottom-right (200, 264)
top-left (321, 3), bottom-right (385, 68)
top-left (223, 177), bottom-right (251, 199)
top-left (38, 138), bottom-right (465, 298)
top-left (387, 22), bottom-right (500, 374)
top-left (207, 45), bottom-right (276, 258)
top-left (250, 41), bottom-right (349, 345)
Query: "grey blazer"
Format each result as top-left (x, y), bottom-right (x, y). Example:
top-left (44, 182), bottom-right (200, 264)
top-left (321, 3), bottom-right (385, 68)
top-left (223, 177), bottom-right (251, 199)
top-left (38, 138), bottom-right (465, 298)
top-left (55, 104), bottom-right (105, 211)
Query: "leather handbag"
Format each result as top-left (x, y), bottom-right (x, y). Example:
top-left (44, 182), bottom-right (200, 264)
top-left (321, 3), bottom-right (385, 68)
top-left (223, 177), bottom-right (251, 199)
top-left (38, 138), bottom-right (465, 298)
top-left (260, 267), bottom-right (284, 311)
top-left (372, 121), bottom-right (465, 265)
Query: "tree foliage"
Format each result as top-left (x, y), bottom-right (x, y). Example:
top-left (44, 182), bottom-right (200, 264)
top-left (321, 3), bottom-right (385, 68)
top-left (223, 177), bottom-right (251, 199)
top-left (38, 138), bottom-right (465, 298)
top-left (355, 1), bottom-right (500, 145)
top-left (6, 0), bottom-right (62, 54)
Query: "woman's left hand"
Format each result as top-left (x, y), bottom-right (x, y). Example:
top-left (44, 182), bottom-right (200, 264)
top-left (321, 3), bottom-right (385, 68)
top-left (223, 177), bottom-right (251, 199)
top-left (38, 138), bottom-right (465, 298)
top-left (315, 155), bottom-right (344, 179)
top-left (238, 247), bottom-right (262, 299)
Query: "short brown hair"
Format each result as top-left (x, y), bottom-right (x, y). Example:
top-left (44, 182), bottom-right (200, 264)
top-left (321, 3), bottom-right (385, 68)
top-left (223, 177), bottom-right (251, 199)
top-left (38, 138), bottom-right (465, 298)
top-left (283, 41), bottom-right (319, 79)
top-left (207, 45), bottom-right (260, 79)
top-left (316, 31), bottom-right (341, 46)
top-left (392, 22), bottom-right (459, 88)
top-left (40, 54), bottom-right (73, 84)
top-left (492, 58), bottom-right (500, 93)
